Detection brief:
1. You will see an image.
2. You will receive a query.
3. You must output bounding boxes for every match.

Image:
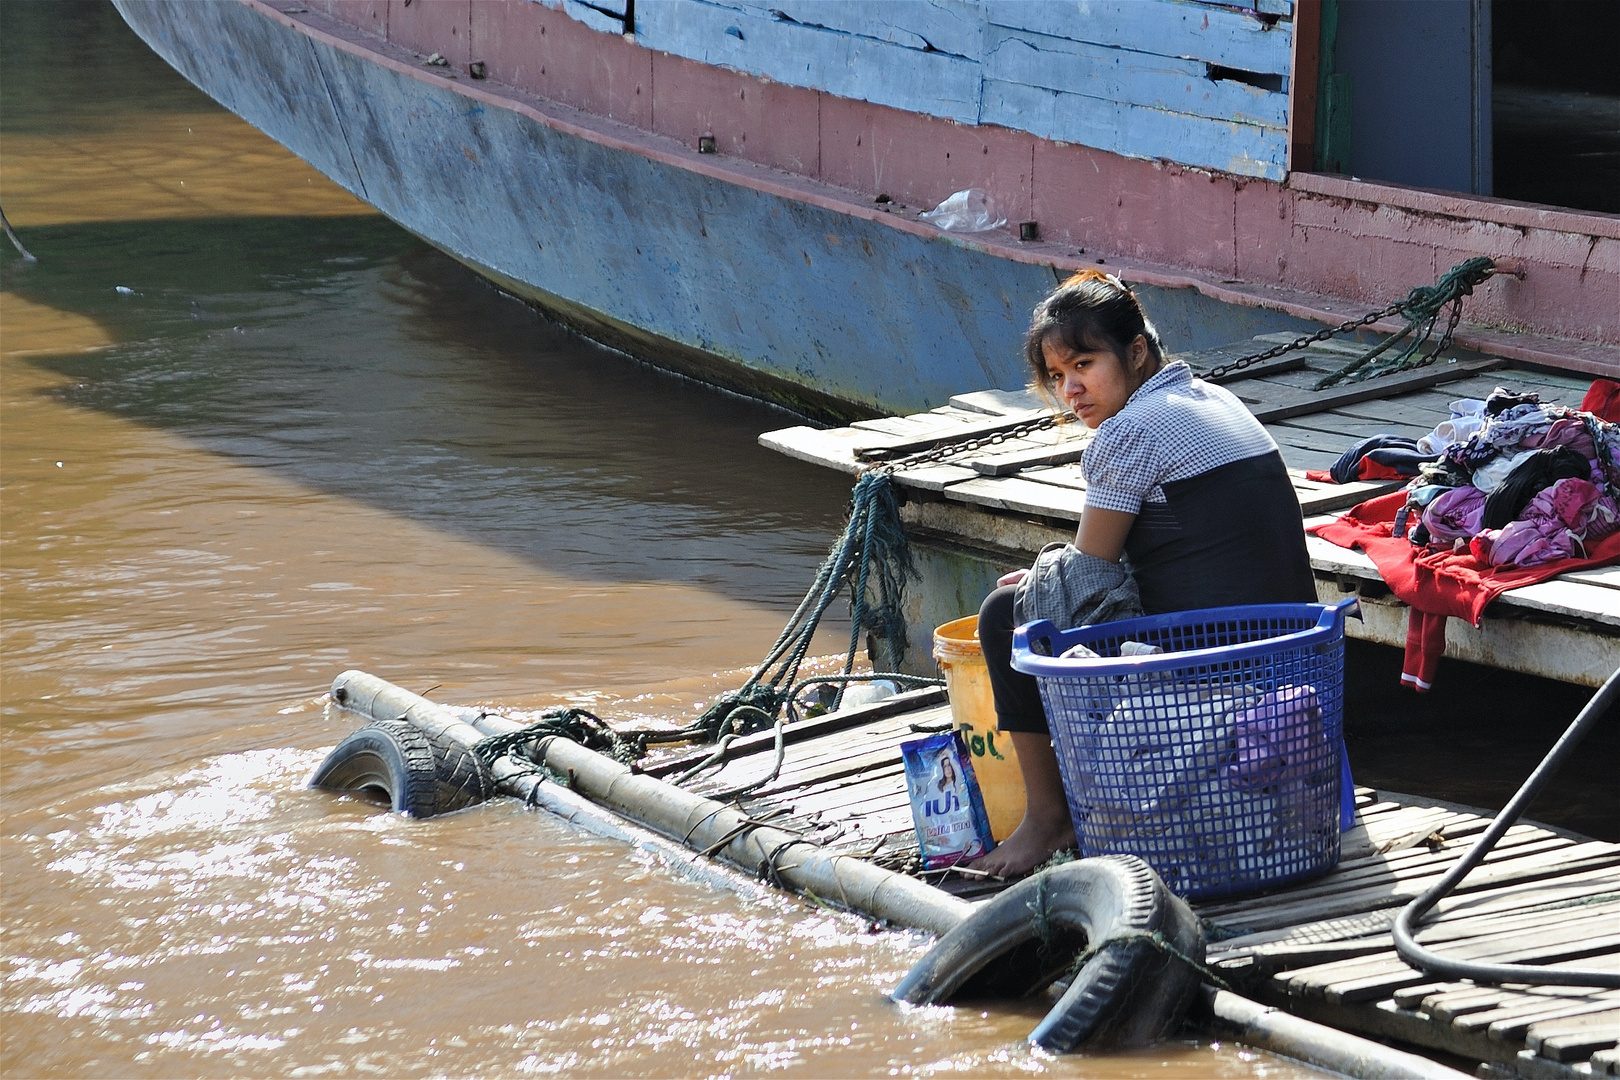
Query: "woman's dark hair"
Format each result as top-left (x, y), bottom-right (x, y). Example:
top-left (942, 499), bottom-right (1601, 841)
top-left (1024, 270), bottom-right (1165, 400)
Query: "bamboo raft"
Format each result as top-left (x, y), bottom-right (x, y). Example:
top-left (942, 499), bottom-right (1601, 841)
top-left (327, 673), bottom-right (1617, 1079)
top-left (762, 336), bottom-right (1620, 686)
top-left (638, 687), bottom-right (1620, 1079)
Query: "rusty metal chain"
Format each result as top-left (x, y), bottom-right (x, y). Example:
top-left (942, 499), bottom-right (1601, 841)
top-left (863, 413), bottom-right (1068, 473)
top-left (1201, 301), bottom-right (1406, 381)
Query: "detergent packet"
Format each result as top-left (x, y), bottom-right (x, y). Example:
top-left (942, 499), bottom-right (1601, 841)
top-left (901, 730), bottom-right (996, 869)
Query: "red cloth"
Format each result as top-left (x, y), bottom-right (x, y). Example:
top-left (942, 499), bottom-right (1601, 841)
top-left (1304, 461), bottom-right (1409, 485)
top-left (1581, 378), bottom-right (1620, 423)
top-left (1402, 610), bottom-right (1448, 692)
top-left (1315, 491), bottom-right (1620, 690)
top-left (1312, 491), bottom-right (1620, 625)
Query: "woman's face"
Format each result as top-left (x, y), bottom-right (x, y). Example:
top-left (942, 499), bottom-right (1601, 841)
top-left (1041, 335), bottom-right (1151, 429)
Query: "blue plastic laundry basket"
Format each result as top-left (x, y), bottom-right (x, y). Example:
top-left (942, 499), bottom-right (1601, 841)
top-left (1012, 598), bottom-right (1358, 900)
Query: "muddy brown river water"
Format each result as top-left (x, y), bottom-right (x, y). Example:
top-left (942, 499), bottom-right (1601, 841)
top-left (2, 6), bottom-right (1610, 1078)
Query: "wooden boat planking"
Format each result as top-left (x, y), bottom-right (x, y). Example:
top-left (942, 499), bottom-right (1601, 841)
top-left (761, 336), bottom-right (1620, 685)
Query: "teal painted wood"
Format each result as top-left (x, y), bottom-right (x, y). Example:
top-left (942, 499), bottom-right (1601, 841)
top-left (983, 25), bottom-right (1289, 130)
top-left (981, 77), bottom-right (1288, 179)
top-left (984, 0), bottom-right (1293, 76)
top-left (729, 0), bottom-right (984, 60)
top-left (635, 0), bottom-right (983, 123)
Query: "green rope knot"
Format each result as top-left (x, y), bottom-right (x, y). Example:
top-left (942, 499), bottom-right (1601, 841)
top-left (1316, 256), bottom-right (1496, 389)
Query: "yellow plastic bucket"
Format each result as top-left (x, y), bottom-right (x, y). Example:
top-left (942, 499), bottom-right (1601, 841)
top-left (933, 615), bottom-right (1025, 842)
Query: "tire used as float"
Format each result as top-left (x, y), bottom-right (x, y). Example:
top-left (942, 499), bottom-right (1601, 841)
top-left (891, 854), bottom-right (1205, 1052)
top-left (309, 719), bottom-right (494, 818)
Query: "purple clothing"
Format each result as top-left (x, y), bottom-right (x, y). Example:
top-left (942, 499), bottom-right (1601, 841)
top-left (1470, 478), bottom-right (1620, 568)
top-left (1226, 686), bottom-right (1326, 790)
top-left (1422, 485), bottom-right (1487, 544)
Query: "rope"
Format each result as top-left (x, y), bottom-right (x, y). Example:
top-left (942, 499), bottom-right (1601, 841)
top-left (1314, 256), bottom-right (1496, 388)
top-left (684, 469), bottom-right (922, 740)
top-left (1, 204), bottom-right (37, 262)
top-left (1067, 929), bottom-right (1232, 992)
top-left (471, 707), bottom-right (646, 766)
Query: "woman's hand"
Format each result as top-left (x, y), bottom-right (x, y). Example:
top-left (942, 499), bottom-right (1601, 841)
top-left (996, 568), bottom-right (1029, 588)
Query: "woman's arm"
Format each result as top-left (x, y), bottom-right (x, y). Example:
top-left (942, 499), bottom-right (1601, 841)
top-left (1076, 507), bottom-right (1136, 562)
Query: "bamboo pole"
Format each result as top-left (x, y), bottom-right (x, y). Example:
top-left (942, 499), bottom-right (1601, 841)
top-left (329, 670), bottom-right (970, 935)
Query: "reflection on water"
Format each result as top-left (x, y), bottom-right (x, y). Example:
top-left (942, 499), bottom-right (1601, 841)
top-left (1, 4), bottom-right (1322, 1077)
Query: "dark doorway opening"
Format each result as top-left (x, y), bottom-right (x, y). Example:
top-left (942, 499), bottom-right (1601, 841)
top-left (1492, 0), bottom-right (1620, 213)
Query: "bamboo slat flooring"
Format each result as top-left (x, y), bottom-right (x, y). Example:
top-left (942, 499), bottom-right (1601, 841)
top-left (646, 691), bottom-right (1620, 1076)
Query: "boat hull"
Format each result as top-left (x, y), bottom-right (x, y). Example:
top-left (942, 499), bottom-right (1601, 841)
top-left (111, 0), bottom-right (1315, 420)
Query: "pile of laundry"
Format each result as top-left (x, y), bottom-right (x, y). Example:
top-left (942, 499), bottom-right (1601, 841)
top-left (1315, 388), bottom-right (1620, 568)
top-left (1311, 382), bottom-right (1620, 692)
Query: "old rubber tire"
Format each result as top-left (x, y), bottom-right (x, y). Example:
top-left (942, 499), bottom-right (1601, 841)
top-left (890, 855), bottom-right (1205, 1052)
top-left (309, 720), bottom-right (493, 818)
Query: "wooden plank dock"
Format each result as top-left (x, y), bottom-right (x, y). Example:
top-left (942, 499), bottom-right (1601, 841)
top-left (641, 687), bottom-right (1620, 1079)
top-left (762, 336), bottom-right (1620, 686)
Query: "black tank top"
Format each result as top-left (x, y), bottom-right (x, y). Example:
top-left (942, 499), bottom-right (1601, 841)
top-left (1123, 451), bottom-right (1317, 615)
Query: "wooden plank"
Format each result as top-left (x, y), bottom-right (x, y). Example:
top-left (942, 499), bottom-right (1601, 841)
top-left (1423, 983), bottom-right (1609, 1022)
top-left (1207, 867), bottom-right (1620, 957)
top-left (1472, 991), bottom-right (1620, 1041)
top-left (1217, 901), bottom-right (1620, 982)
top-left (982, 24), bottom-right (1290, 129)
top-left (1196, 844), bottom-right (1620, 934)
top-left (1492, 581), bottom-right (1620, 626)
top-left (983, 0), bottom-right (1295, 75)
top-left (981, 76), bottom-right (1288, 181)
top-left (853, 410), bottom-right (1057, 461)
top-left (947, 388), bottom-right (1045, 416)
top-left (1298, 921), bottom-right (1620, 1004)
top-left (1273, 411), bottom-right (1435, 442)
top-left (1564, 567), bottom-right (1620, 592)
top-left (757, 425), bottom-right (865, 474)
top-left (941, 474), bottom-right (1090, 520)
top-left (970, 440), bottom-right (1089, 476)
top-left (1528, 1010), bottom-right (1620, 1063)
top-left (1247, 359), bottom-right (1508, 423)
top-left (728, 0), bottom-right (984, 60)
top-left (641, 691), bottom-right (946, 778)
top-left (1204, 355), bottom-right (1312, 384)
top-left (635, 0), bottom-right (983, 124)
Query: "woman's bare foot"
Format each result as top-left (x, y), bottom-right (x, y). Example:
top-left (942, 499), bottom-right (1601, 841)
top-left (967, 811), bottom-right (1075, 879)
top-left (964, 730), bottom-right (1078, 879)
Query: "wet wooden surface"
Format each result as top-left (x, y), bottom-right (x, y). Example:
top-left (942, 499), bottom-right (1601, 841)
top-left (647, 689), bottom-right (1620, 1077)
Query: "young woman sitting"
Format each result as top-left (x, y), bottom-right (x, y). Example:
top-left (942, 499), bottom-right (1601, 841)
top-left (967, 271), bottom-right (1317, 879)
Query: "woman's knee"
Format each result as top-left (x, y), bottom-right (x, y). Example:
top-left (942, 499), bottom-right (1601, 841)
top-left (979, 583), bottom-right (1018, 640)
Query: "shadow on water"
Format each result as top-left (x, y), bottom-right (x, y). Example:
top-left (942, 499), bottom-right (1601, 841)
top-left (1344, 641), bottom-right (1617, 842)
top-left (2, 219), bottom-right (858, 606)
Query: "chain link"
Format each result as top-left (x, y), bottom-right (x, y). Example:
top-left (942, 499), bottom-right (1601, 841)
top-left (863, 413), bottom-right (1069, 473)
top-left (1202, 300), bottom-right (1406, 381)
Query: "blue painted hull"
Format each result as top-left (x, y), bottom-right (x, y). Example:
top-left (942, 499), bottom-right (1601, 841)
top-left (112, 0), bottom-right (1308, 420)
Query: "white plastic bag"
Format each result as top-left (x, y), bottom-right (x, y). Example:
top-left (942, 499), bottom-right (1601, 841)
top-left (919, 188), bottom-right (1005, 233)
